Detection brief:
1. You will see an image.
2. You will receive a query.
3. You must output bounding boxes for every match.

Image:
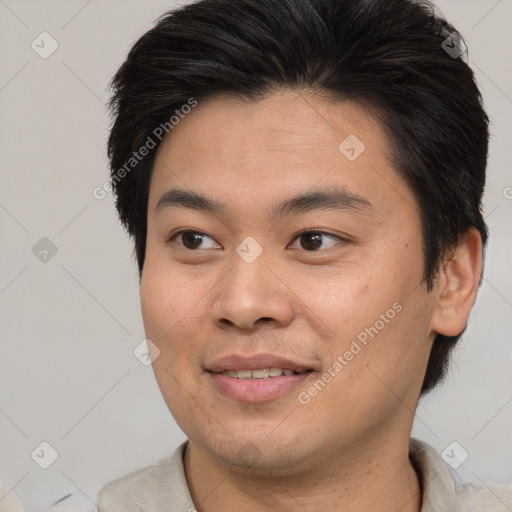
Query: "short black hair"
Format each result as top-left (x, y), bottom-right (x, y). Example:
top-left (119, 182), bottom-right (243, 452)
top-left (106, 0), bottom-right (489, 395)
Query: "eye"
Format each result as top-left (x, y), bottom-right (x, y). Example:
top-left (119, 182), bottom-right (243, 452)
top-left (167, 230), bottom-right (221, 250)
top-left (289, 230), bottom-right (343, 251)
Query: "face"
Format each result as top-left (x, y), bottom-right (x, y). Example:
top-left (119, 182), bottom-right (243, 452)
top-left (140, 90), bottom-right (438, 473)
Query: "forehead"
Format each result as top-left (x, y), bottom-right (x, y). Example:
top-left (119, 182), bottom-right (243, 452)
top-left (148, 90), bottom-right (415, 221)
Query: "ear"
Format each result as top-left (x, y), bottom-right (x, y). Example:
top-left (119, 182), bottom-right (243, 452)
top-left (430, 228), bottom-right (483, 337)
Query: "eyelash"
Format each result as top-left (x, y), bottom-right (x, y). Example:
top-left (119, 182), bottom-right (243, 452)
top-left (166, 229), bottom-right (345, 252)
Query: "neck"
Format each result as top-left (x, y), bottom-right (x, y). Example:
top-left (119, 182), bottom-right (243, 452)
top-left (184, 434), bottom-right (422, 512)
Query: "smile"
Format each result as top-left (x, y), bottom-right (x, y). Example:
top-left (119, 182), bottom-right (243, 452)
top-left (220, 368), bottom-right (306, 379)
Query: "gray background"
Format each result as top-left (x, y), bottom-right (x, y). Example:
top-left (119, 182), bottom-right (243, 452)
top-left (0, 0), bottom-right (510, 510)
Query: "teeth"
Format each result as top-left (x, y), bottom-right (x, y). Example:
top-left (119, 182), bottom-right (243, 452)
top-left (221, 368), bottom-right (299, 379)
top-left (251, 369), bottom-right (270, 379)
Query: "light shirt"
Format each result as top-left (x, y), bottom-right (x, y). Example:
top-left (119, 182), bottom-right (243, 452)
top-left (97, 438), bottom-right (512, 511)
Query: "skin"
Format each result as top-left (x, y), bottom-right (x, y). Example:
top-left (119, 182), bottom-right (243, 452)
top-left (140, 90), bottom-right (482, 512)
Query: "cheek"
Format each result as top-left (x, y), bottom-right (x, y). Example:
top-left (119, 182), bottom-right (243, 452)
top-left (140, 250), bottom-right (204, 330)
top-left (292, 264), bottom-right (400, 341)
top-left (301, 297), bottom-right (434, 441)
top-left (140, 259), bottom-right (203, 367)
top-left (298, 257), bottom-right (432, 401)
top-left (140, 262), bottom-right (207, 422)
top-left (140, 270), bottom-right (175, 339)
top-left (342, 289), bottom-right (435, 405)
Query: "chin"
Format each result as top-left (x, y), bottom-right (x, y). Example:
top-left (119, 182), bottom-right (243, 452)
top-left (197, 429), bottom-right (311, 470)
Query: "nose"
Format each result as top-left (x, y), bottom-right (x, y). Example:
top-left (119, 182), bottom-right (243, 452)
top-left (210, 249), bottom-right (295, 331)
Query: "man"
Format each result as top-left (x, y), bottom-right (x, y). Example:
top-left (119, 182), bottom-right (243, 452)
top-left (98, 0), bottom-right (511, 510)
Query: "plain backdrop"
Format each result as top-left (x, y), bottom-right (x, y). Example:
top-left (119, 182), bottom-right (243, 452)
top-left (0, 0), bottom-right (511, 510)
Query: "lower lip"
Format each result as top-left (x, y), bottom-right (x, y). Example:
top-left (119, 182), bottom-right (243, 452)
top-left (208, 372), bottom-right (312, 403)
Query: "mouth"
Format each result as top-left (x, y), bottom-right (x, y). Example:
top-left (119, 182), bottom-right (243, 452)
top-left (217, 368), bottom-right (313, 379)
top-left (205, 353), bottom-right (318, 403)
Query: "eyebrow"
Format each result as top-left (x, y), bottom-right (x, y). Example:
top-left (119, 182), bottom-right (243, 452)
top-left (154, 186), bottom-right (372, 220)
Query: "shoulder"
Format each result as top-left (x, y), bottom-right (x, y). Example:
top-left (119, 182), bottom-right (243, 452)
top-left (97, 441), bottom-right (191, 511)
top-left (97, 460), bottom-right (170, 511)
top-left (454, 481), bottom-right (512, 512)
top-left (0, 480), bottom-right (24, 512)
top-left (409, 438), bottom-right (512, 512)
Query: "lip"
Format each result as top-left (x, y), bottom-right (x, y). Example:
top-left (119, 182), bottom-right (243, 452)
top-left (206, 353), bottom-right (317, 374)
top-left (205, 353), bottom-right (318, 403)
top-left (209, 372), bottom-right (312, 403)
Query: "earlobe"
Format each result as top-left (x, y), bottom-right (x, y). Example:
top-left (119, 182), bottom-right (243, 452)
top-left (430, 229), bottom-right (483, 337)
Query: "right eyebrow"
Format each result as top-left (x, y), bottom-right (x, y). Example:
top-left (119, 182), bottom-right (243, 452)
top-left (155, 188), bottom-right (226, 216)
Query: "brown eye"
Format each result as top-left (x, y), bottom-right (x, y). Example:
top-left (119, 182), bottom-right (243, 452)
top-left (168, 230), bottom-right (220, 250)
top-left (290, 231), bottom-right (342, 251)
top-left (182, 231), bottom-right (205, 249)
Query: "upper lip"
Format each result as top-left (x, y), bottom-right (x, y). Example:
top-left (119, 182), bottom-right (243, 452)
top-left (206, 353), bottom-right (317, 374)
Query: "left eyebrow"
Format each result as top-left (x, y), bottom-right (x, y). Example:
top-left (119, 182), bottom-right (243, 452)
top-left (268, 186), bottom-right (372, 220)
top-left (154, 186), bottom-right (372, 220)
